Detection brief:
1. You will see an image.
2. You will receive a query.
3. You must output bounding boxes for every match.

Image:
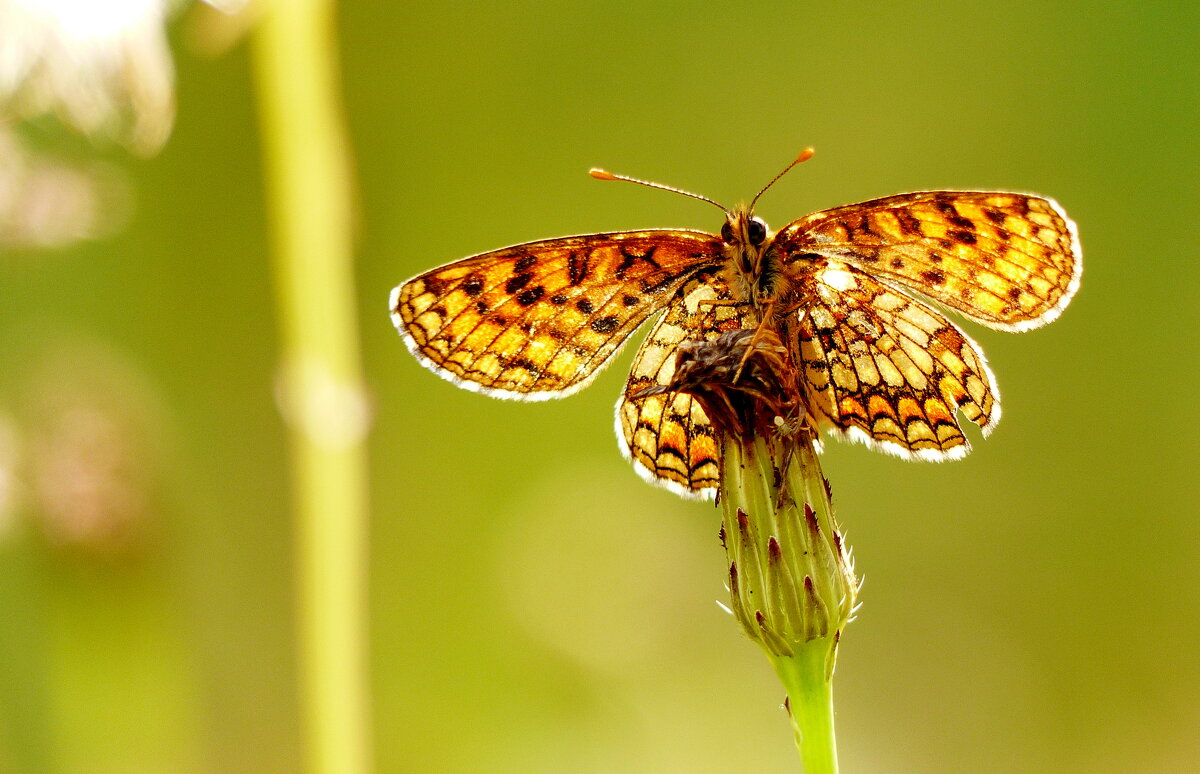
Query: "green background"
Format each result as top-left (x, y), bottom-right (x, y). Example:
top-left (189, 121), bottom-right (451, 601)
top-left (2, 1), bottom-right (1197, 772)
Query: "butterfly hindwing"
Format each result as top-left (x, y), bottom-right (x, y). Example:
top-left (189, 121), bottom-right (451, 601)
top-left (796, 260), bottom-right (998, 459)
top-left (617, 270), bottom-right (754, 498)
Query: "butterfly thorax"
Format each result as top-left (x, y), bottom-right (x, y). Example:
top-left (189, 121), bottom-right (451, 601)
top-left (720, 205), bottom-right (790, 310)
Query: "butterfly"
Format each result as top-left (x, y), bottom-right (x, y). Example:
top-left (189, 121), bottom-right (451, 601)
top-left (390, 150), bottom-right (1081, 499)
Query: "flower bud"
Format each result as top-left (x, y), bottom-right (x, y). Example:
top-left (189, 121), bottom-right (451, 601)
top-left (634, 329), bottom-right (858, 661)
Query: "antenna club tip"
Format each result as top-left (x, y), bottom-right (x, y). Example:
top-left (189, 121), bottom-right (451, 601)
top-left (797, 147), bottom-right (816, 163)
top-left (589, 168), bottom-right (616, 180)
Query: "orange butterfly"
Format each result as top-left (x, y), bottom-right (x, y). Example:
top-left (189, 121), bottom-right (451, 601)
top-left (391, 151), bottom-right (1081, 498)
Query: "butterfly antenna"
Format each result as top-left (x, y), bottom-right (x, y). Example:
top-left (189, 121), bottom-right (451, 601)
top-left (589, 167), bottom-right (730, 216)
top-left (749, 147), bottom-right (816, 210)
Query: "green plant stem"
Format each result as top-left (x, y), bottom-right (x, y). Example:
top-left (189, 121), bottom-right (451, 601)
top-left (251, 3), bottom-right (371, 774)
top-left (773, 642), bottom-right (839, 774)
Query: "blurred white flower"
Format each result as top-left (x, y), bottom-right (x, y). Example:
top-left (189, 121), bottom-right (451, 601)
top-left (0, 126), bottom-right (130, 248)
top-left (0, 0), bottom-right (245, 155)
top-left (0, 0), bottom-right (176, 154)
top-left (32, 403), bottom-right (148, 548)
top-left (18, 336), bottom-right (171, 554)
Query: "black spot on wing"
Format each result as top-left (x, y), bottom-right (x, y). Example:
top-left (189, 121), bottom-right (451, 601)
top-left (423, 277), bottom-right (448, 297)
top-left (897, 210), bottom-right (923, 236)
top-left (591, 316), bottom-right (620, 334)
top-left (507, 356), bottom-right (540, 375)
top-left (614, 245), bottom-right (660, 279)
top-left (462, 275), bottom-right (484, 296)
top-left (920, 268), bottom-right (947, 285)
top-left (567, 252), bottom-right (590, 286)
top-left (505, 273), bottom-right (533, 294)
top-left (516, 286), bottom-right (545, 306)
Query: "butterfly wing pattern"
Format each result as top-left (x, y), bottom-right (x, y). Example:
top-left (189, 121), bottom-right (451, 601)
top-left (392, 230), bottom-right (721, 399)
top-left (773, 192), bottom-right (1081, 331)
top-left (773, 191), bottom-right (1081, 463)
top-left (616, 269), bottom-right (756, 496)
top-left (792, 262), bottom-right (999, 460)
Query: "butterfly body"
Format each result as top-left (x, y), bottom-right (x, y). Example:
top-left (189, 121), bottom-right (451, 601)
top-left (392, 178), bottom-right (1080, 499)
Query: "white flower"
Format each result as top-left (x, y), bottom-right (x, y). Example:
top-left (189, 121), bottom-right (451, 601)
top-left (0, 0), bottom-right (181, 154)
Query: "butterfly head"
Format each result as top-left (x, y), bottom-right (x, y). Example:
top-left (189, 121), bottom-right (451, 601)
top-left (590, 148), bottom-right (815, 308)
top-left (720, 208), bottom-right (768, 248)
top-left (721, 205), bottom-right (784, 307)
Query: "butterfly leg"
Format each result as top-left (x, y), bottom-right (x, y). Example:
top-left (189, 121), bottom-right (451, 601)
top-left (731, 300), bottom-right (776, 384)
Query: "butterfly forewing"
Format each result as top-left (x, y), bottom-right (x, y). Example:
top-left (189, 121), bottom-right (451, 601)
top-left (392, 230), bottom-right (722, 399)
top-left (617, 270), bottom-right (753, 497)
top-left (773, 192), bottom-right (1081, 332)
top-left (796, 260), bottom-right (998, 459)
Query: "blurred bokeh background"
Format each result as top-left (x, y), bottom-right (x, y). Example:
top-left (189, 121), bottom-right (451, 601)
top-left (0, 1), bottom-right (1196, 772)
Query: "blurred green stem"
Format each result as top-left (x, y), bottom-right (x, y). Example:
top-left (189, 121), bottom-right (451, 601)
top-left (251, 3), bottom-right (372, 774)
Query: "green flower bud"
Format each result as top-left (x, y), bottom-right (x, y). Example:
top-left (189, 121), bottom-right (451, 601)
top-left (720, 429), bottom-right (857, 663)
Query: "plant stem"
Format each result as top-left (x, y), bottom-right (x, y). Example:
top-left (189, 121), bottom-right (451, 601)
top-left (773, 641), bottom-right (839, 774)
top-left (251, 3), bottom-right (372, 774)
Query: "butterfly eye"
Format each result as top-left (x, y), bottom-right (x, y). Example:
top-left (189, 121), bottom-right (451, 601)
top-left (720, 221), bottom-right (735, 243)
top-left (747, 217), bottom-right (767, 246)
